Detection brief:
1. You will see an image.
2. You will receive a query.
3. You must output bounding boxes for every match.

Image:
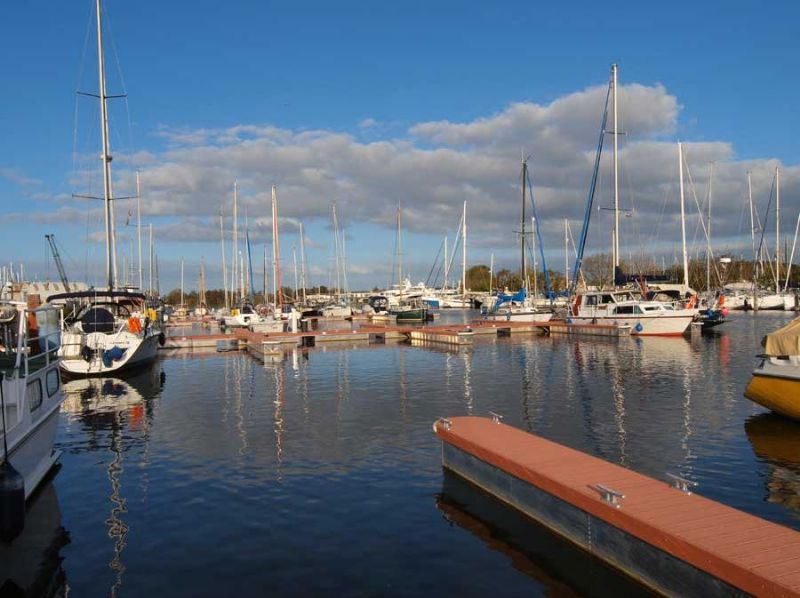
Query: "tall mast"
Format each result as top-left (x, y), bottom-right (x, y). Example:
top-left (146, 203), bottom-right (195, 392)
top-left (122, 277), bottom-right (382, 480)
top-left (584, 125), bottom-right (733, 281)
top-left (293, 246), bottom-right (299, 303)
top-left (180, 258), bottom-right (184, 306)
top-left (748, 172), bottom-right (756, 260)
top-left (564, 218), bottom-right (569, 289)
top-left (397, 203), bottom-right (402, 284)
top-left (462, 200), bottom-right (467, 296)
top-left (776, 166), bottom-right (781, 294)
top-left (706, 164), bottom-right (714, 292)
top-left (678, 143), bottom-right (689, 290)
top-left (521, 158), bottom-right (527, 288)
top-left (136, 171), bottom-right (143, 290)
top-left (148, 223), bottom-right (153, 296)
top-left (443, 236), bottom-right (448, 290)
top-left (299, 222), bottom-right (307, 304)
top-left (220, 207), bottom-right (229, 310)
top-left (232, 181), bottom-right (238, 304)
top-left (489, 253), bottom-right (494, 292)
top-left (272, 185), bottom-right (282, 310)
top-left (95, 0), bottom-right (117, 289)
top-left (612, 63), bottom-right (620, 269)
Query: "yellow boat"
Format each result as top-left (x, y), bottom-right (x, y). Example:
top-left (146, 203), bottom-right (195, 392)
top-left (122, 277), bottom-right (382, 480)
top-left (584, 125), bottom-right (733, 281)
top-left (744, 317), bottom-right (800, 420)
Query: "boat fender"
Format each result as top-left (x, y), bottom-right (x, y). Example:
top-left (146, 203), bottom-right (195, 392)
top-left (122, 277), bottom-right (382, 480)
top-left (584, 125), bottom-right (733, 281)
top-left (565, 317), bottom-right (572, 324)
top-left (0, 460), bottom-right (25, 542)
top-left (158, 332), bottom-right (166, 346)
top-left (506, 313), bottom-right (511, 321)
top-left (109, 346), bottom-right (125, 361)
top-left (81, 345), bottom-right (93, 362)
top-left (635, 322), bottom-right (644, 332)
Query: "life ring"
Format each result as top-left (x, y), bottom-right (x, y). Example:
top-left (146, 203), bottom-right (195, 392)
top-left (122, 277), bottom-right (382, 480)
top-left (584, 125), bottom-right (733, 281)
top-left (686, 295), bottom-right (697, 309)
top-left (635, 322), bottom-right (644, 332)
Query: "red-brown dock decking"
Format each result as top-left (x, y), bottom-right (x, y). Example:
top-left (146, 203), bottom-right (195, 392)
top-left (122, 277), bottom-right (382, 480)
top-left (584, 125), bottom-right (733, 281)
top-left (434, 416), bottom-right (800, 596)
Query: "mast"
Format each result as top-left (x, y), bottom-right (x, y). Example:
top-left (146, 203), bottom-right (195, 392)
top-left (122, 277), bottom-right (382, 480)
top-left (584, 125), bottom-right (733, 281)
top-left (292, 246), bottom-right (299, 303)
top-left (678, 143), bottom-right (689, 290)
top-left (220, 207), bottom-right (229, 310)
top-left (299, 222), bottom-right (307, 304)
top-left (232, 181), bottom-right (238, 304)
top-left (532, 216), bottom-right (537, 296)
top-left (462, 200), bottom-right (467, 296)
top-left (520, 158), bottom-right (527, 288)
top-left (706, 164), bottom-right (714, 292)
top-left (612, 63), bottom-right (620, 269)
top-left (272, 185), bottom-right (282, 310)
top-left (136, 171), bottom-right (143, 290)
top-left (565, 218), bottom-right (569, 289)
top-left (397, 203), bottom-right (403, 285)
top-left (776, 166), bottom-right (781, 294)
top-left (443, 236), bottom-right (448, 290)
top-left (785, 213), bottom-right (800, 292)
top-left (180, 258), bottom-right (184, 306)
top-left (95, 0), bottom-right (117, 289)
top-left (148, 223), bottom-right (153, 296)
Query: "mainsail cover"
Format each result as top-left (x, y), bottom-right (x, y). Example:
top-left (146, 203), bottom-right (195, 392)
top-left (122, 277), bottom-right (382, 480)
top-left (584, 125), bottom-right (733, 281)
top-left (763, 317), bottom-right (800, 356)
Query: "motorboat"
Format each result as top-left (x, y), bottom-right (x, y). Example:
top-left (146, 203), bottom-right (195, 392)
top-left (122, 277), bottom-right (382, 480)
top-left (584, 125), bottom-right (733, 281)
top-left (0, 301), bottom-right (65, 499)
top-left (569, 290), bottom-right (696, 336)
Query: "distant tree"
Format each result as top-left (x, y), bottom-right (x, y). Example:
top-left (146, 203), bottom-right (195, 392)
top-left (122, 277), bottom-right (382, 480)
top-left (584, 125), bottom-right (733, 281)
top-left (580, 253), bottom-right (614, 289)
top-left (466, 265), bottom-right (491, 292)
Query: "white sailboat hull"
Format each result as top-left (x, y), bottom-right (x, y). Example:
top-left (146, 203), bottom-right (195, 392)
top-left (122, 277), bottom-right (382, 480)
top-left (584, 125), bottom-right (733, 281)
top-left (484, 310), bottom-right (553, 323)
top-left (59, 330), bottom-right (159, 377)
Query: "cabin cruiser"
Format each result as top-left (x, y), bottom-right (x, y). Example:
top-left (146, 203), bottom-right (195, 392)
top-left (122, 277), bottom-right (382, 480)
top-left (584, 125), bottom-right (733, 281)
top-left (0, 301), bottom-right (65, 500)
top-left (569, 289), bottom-right (696, 336)
top-left (48, 290), bottom-right (163, 377)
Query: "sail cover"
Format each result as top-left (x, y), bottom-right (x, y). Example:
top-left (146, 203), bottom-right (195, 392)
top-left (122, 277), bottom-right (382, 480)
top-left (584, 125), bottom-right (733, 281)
top-left (763, 317), bottom-right (800, 356)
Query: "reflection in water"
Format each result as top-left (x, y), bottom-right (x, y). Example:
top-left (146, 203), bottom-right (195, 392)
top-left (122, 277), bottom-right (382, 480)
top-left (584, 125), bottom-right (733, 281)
top-left (0, 477), bottom-right (69, 597)
top-left (745, 414), bottom-right (800, 515)
top-left (436, 471), bottom-right (652, 597)
top-left (61, 365), bottom-right (163, 598)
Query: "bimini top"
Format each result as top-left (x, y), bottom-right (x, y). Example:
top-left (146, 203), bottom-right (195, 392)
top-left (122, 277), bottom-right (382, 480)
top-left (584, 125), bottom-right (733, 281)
top-left (763, 316), bottom-right (800, 357)
top-left (47, 289), bottom-right (147, 303)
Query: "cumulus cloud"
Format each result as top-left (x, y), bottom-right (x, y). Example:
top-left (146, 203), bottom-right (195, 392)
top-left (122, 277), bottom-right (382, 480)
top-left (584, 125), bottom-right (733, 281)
top-left (20, 79), bottom-right (800, 288)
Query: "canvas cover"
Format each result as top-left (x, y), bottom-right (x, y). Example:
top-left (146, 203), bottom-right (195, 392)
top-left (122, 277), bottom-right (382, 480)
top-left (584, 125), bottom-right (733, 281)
top-left (763, 317), bottom-right (800, 356)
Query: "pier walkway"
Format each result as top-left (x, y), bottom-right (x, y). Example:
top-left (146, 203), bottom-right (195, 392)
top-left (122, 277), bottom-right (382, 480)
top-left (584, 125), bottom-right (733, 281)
top-left (434, 416), bottom-right (800, 597)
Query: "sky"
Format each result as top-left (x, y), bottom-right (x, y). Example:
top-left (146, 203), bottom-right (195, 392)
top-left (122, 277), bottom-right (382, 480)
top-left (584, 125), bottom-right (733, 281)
top-left (2, 0), bottom-right (800, 292)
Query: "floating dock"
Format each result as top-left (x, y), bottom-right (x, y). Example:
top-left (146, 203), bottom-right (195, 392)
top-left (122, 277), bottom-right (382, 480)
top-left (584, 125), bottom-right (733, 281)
top-left (433, 415), bottom-right (800, 597)
top-left (159, 319), bottom-right (627, 355)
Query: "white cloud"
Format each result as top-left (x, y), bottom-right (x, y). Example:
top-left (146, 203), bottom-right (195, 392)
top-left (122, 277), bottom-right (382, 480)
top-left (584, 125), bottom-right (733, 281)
top-left (16, 79), bottom-right (800, 289)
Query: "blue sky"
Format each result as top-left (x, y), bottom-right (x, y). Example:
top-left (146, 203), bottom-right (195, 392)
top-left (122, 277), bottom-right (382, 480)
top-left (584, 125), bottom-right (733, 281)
top-left (2, 1), bottom-right (799, 291)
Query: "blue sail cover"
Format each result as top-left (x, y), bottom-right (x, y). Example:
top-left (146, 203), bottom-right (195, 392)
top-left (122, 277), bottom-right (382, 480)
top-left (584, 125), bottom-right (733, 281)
top-left (493, 288), bottom-right (526, 309)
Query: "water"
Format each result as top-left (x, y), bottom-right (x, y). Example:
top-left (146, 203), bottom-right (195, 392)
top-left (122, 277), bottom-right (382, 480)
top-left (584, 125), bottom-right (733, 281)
top-left (10, 311), bottom-right (800, 596)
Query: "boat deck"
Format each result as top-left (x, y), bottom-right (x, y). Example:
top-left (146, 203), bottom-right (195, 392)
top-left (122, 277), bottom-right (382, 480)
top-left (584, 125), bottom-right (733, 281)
top-left (434, 416), bottom-right (800, 596)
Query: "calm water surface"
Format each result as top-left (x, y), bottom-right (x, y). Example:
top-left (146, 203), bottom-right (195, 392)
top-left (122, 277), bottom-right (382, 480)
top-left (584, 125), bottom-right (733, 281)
top-left (13, 311), bottom-right (800, 596)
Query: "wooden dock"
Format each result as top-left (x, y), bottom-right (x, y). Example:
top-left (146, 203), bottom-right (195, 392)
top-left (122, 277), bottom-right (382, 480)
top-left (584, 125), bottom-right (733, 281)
top-left (159, 319), bottom-right (627, 355)
top-left (434, 416), bottom-right (800, 597)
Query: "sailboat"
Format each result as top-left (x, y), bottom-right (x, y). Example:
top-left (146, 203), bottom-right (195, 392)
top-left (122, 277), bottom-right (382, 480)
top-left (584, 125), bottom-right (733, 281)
top-left (385, 205), bottom-right (430, 321)
top-left (483, 158), bottom-right (553, 323)
top-left (568, 66), bottom-right (696, 336)
top-left (48, 0), bottom-right (163, 377)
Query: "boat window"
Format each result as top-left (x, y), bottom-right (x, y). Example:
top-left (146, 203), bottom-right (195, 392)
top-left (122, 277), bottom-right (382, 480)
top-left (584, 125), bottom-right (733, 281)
top-left (601, 295), bottom-right (614, 304)
top-left (643, 306), bottom-right (659, 311)
top-left (46, 369), bottom-right (60, 397)
top-left (585, 295), bottom-right (598, 306)
top-left (27, 379), bottom-right (42, 412)
top-left (614, 305), bottom-right (635, 315)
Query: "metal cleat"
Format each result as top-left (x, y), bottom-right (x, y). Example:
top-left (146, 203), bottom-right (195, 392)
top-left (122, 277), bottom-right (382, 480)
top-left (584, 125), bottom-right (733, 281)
top-left (666, 473), bottom-right (697, 494)
top-left (593, 484), bottom-right (625, 508)
top-left (488, 411), bottom-right (503, 424)
top-left (433, 417), bottom-right (452, 432)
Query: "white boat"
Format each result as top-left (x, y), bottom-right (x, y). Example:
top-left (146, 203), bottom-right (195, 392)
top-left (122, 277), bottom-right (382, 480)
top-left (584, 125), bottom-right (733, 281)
top-left (570, 290), bottom-right (696, 336)
top-left (321, 304), bottom-right (352, 318)
top-left (222, 303), bottom-right (262, 328)
top-left (0, 302), bottom-right (65, 499)
top-left (50, 290), bottom-right (162, 377)
top-left (48, 1), bottom-right (162, 377)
